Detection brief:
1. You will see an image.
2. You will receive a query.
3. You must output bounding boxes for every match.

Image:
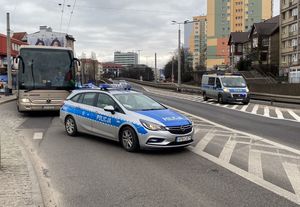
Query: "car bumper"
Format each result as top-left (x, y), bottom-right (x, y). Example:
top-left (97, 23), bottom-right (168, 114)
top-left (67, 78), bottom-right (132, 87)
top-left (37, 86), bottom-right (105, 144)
top-left (138, 128), bottom-right (194, 149)
top-left (223, 93), bottom-right (250, 103)
top-left (18, 102), bottom-right (62, 111)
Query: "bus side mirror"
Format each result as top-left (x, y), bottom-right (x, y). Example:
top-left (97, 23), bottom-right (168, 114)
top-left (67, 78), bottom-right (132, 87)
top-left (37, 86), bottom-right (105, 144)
top-left (73, 58), bottom-right (81, 72)
top-left (16, 56), bottom-right (25, 73)
top-left (13, 57), bottom-right (19, 70)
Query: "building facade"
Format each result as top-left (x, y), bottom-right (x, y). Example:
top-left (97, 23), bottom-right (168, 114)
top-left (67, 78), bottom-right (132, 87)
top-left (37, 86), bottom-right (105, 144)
top-left (207, 0), bottom-right (273, 69)
top-left (280, 0), bottom-right (300, 77)
top-left (27, 26), bottom-right (75, 51)
top-left (114, 51), bottom-right (138, 67)
top-left (191, 16), bottom-right (207, 70)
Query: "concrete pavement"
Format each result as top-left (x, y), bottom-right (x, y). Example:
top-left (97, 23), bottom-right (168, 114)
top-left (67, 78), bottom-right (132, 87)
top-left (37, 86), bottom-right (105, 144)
top-left (0, 99), bottom-right (44, 207)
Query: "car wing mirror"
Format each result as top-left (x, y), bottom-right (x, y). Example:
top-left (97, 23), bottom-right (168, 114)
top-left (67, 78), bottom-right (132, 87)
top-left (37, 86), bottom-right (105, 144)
top-left (104, 105), bottom-right (115, 114)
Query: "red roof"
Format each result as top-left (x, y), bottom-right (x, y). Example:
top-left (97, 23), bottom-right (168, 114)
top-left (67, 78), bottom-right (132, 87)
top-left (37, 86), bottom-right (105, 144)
top-left (0, 34), bottom-right (28, 57)
top-left (12, 32), bottom-right (27, 41)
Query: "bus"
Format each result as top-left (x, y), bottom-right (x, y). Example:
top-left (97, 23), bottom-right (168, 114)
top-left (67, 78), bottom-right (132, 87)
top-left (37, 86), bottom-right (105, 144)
top-left (16, 45), bottom-right (80, 112)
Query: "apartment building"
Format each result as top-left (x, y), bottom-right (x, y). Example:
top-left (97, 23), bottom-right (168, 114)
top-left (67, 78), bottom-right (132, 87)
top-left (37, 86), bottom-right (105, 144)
top-left (207, 0), bottom-right (273, 69)
top-left (114, 51), bottom-right (138, 67)
top-left (280, 0), bottom-right (300, 76)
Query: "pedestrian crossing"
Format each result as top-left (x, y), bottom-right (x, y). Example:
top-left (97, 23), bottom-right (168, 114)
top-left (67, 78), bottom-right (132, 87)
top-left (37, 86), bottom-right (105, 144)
top-left (141, 86), bottom-right (300, 123)
top-left (169, 106), bottom-right (300, 205)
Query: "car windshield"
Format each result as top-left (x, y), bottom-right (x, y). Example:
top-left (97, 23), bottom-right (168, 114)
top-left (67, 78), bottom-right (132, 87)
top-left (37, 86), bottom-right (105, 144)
top-left (18, 48), bottom-right (75, 90)
top-left (114, 93), bottom-right (166, 111)
top-left (221, 77), bottom-right (247, 88)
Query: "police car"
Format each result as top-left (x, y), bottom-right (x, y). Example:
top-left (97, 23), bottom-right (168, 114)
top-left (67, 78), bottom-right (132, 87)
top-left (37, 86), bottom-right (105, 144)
top-left (60, 84), bottom-right (194, 152)
top-left (201, 73), bottom-right (250, 104)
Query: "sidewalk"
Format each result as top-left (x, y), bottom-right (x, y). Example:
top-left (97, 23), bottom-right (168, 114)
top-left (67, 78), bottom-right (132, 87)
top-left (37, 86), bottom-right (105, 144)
top-left (0, 94), bottom-right (43, 206)
top-left (0, 93), bottom-right (17, 105)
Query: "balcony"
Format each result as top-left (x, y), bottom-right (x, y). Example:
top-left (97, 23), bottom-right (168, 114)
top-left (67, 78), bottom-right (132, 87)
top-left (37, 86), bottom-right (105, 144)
top-left (281, 0), bottom-right (298, 11)
top-left (281, 47), bottom-right (297, 53)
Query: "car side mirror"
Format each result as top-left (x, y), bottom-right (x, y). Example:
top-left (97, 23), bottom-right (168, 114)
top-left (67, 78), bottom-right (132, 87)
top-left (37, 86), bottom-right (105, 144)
top-left (104, 105), bottom-right (115, 114)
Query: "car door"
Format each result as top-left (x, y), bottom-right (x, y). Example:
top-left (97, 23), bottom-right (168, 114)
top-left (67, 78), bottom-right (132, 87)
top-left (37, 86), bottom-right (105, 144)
top-left (207, 77), bottom-right (216, 98)
top-left (76, 92), bottom-right (97, 133)
top-left (91, 93), bottom-right (124, 141)
top-left (215, 78), bottom-right (223, 98)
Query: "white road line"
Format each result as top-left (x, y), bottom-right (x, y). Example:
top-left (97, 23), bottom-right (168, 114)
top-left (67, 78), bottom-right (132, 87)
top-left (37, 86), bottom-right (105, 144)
top-left (287, 110), bottom-right (300, 122)
top-left (264, 106), bottom-right (270, 117)
top-left (193, 130), bottom-right (215, 152)
top-left (33, 132), bottom-right (43, 140)
top-left (219, 137), bottom-right (237, 163)
top-left (241, 105), bottom-right (249, 112)
top-left (231, 105), bottom-right (239, 109)
top-left (223, 105), bottom-right (229, 108)
top-left (282, 162), bottom-right (300, 197)
top-left (248, 150), bottom-right (264, 179)
top-left (275, 108), bottom-right (284, 119)
top-left (251, 104), bottom-right (259, 114)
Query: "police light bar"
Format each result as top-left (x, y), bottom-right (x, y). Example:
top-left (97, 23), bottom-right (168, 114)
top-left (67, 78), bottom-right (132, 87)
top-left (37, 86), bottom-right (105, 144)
top-left (81, 83), bottom-right (99, 89)
top-left (99, 83), bottom-right (131, 91)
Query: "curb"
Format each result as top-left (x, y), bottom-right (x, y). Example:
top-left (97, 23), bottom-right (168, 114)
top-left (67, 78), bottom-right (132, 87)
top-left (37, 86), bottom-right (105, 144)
top-left (0, 97), bottom-right (17, 105)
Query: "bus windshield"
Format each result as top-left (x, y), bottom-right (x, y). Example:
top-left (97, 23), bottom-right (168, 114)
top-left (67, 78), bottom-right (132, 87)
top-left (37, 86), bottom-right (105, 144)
top-left (221, 77), bottom-right (247, 88)
top-left (19, 48), bottom-right (75, 90)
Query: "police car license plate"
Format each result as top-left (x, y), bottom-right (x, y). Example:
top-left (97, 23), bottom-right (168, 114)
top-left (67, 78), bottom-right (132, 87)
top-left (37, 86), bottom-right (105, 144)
top-left (176, 136), bottom-right (192, 143)
top-left (43, 106), bottom-right (55, 110)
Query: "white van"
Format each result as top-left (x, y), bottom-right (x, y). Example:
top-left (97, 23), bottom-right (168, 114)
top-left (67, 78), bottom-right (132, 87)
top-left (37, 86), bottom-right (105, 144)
top-left (201, 74), bottom-right (250, 104)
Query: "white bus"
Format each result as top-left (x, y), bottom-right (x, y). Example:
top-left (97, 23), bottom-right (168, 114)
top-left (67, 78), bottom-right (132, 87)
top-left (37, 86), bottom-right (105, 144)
top-left (16, 46), bottom-right (80, 112)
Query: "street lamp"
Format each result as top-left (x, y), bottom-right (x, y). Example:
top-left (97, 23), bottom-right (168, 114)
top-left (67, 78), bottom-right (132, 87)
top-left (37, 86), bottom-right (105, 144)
top-left (172, 20), bottom-right (193, 87)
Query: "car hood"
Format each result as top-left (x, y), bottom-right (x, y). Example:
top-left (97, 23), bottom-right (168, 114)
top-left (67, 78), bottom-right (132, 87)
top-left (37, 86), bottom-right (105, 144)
top-left (135, 109), bottom-right (191, 127)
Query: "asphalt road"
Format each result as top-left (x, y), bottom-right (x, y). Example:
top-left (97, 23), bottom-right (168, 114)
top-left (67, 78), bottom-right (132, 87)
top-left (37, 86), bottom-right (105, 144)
top-left (1, 100), bottom-right (299, 207)
top-left (133, 84), bottom-right (300, 151)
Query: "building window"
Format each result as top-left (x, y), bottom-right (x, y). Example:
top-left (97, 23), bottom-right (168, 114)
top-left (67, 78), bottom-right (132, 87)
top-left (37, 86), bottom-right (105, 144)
top-left (262, 38), bottom-right (269, 47)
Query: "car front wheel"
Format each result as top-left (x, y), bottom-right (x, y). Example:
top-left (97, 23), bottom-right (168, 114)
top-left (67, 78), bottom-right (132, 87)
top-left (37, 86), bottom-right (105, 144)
top-left (120, 126), bottom-right (139, 152)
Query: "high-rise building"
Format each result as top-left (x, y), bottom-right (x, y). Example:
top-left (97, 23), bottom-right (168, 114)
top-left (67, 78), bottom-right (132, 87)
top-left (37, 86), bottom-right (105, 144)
top-left (207, 0), bottom-right (273, 69)
top-left (191, 16), bottom-right (207, 70)
top-left (114, 51), bottom-right (138, 67)
top-left (280, 0), bottom-right (300, 77)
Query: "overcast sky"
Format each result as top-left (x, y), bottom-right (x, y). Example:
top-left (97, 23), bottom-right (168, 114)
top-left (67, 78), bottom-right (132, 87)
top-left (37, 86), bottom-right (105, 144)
top-left (0, 0), bottom-right (279, 68)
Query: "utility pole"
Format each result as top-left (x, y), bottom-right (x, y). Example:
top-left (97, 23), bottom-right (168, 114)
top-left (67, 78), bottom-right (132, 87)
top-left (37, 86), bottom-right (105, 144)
top-left (154, 53), bottom-right (157, 83)
top-left (171, 56), bottom-right (174, 83)
top-left (6, 12), bottom-right (12, 94)
top-left (178, 26), bottom-right (181, 86)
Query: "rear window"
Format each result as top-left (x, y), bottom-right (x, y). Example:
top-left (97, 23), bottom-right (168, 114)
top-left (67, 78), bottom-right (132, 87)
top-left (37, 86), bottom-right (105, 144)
top-left (208, 77), bottom-right (215, 86)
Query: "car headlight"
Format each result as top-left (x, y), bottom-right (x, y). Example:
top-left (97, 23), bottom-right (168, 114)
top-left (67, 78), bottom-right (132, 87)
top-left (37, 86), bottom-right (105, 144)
top-left (246, 88), bottom-right (249, 93)
top-left (21, 98), bottom-right (30, 103)
top-left (140, 119), bottom-right (166, 131)
top-left (223, 88), bottom-right (230, 93)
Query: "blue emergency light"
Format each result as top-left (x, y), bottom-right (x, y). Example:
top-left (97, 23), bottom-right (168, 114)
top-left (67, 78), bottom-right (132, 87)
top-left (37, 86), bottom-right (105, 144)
top-left (99, 83), bottom-right (131, 91)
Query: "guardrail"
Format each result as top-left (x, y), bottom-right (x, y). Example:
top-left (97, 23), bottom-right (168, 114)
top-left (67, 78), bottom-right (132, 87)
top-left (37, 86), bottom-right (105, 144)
top-left (120, 78), bottom-right (300, 105)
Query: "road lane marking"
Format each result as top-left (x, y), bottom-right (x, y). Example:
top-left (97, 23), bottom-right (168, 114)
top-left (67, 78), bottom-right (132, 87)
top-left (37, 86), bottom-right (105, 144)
top-left (248, 150), bottom-right (263, 179)
top-left (33, 132), bottom-right (43, 140)
top-left (282, 162), bottom-right (300, 197)
top-left (287, 110), bottom-right (300, 122)
top-left (193, 130), bottom-right (215, 152)
top-left (240, 105), bottom-right (248, 112)
top-left (231, 105), bottom-right (239, 109)
top-left (251, 104), bottom-right (259, 114)
top-left (263, 106), bottom-right (270, 117)
top-left (275, 108), bottom-right (284, 119)
top-left (167, 104), bottom-right (300, 205)
top-left (219, 137), bottom-right (237, 162)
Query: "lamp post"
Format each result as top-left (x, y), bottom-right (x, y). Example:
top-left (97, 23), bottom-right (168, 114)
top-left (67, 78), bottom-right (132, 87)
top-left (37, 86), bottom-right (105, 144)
top-left (172, 20), bottom-right (196, 87)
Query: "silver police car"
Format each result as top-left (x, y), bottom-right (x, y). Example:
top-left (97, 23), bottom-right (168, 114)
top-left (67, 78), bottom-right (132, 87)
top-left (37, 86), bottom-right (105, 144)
top-left (60, 85), bottom-right (194, 152)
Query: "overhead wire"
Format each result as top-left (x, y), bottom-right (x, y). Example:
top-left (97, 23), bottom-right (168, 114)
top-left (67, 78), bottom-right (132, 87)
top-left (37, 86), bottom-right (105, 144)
top-left (67, 0), bottom-right (77, 33)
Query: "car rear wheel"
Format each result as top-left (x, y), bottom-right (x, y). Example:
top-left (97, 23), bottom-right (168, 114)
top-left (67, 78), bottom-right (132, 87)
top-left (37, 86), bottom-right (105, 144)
top-left (120, 126), bottom-right (139, 152)
top-left (65, 116), bottom-right (78, 136)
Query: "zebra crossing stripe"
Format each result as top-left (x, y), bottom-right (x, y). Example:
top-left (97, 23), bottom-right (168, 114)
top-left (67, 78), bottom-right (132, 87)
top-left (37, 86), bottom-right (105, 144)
top-left (231, 105), bottom-right (239, 109)
top-left (275, 108), bottom-right (284, 119)
top-left (251, 104), bottom-right (259, 114)
top-left (219, 136), bottom-right (237, 163)
top-left (193, 130), bottom-right (215, 152)
top-left (287, 110), bottom-right (300, 122)
top-left (241, 105), bottom-right (249, 112)
top-left (264, 106), bottom-right (270, 117)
